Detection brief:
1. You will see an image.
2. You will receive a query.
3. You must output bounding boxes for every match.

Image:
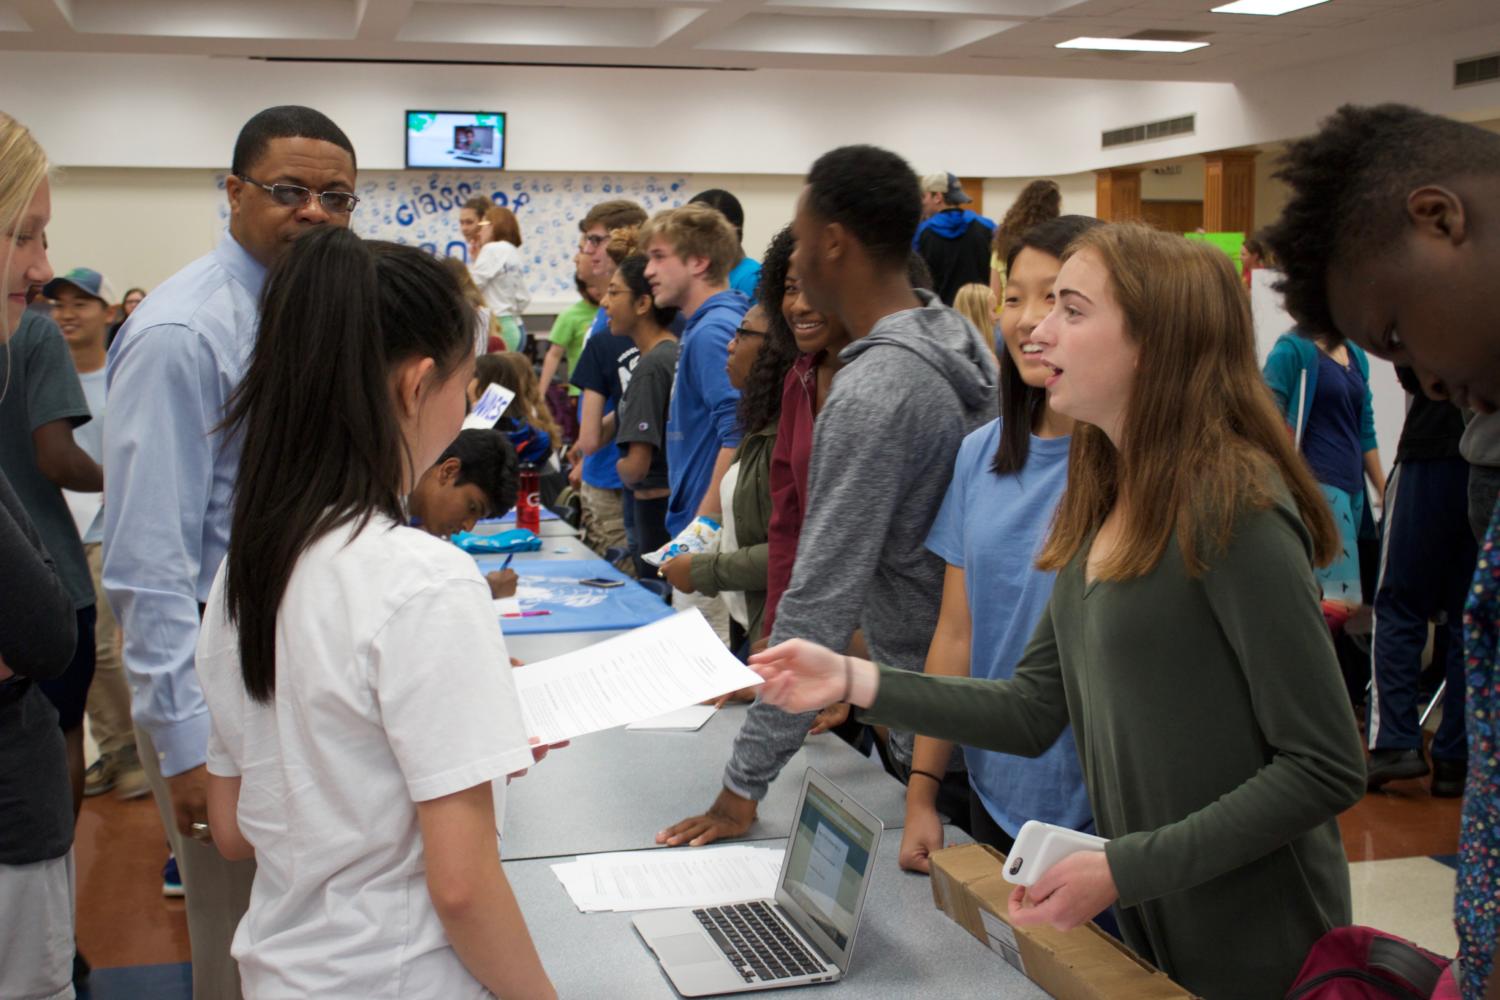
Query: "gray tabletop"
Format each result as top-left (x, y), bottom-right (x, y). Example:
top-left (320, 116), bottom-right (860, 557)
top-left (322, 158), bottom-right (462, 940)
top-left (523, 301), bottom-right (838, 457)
top-left (502, 702), bottom-right (911, 861)
top-left (473, 517), bottom-right (577, 539)
top-left (505, 825), bottom-right (1048, 999)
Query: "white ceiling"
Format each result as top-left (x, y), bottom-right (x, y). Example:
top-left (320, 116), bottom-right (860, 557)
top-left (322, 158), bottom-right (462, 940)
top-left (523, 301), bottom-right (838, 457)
top-left (0, 0), bottom-right (1495, 82)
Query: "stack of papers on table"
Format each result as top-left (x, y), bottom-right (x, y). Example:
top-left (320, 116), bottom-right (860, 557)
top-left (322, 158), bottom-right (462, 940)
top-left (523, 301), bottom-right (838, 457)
top-left (551, 845), bottom-right (783, 913)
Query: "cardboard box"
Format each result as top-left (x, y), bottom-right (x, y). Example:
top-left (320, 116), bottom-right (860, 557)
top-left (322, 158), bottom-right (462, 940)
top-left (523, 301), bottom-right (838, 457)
top-left (929, 843), bottom-right (1201, 1000)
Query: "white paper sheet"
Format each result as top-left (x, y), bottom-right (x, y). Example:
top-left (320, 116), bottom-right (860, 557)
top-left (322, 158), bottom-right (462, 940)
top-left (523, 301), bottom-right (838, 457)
top-left (625, 704), bottom-right (717, 732)
top-left (550, 845), bottom-right (783, 913)
top-left (511, 610), bottom-right (762, 744)
top-left (493, 597), bottom-right (522, 616)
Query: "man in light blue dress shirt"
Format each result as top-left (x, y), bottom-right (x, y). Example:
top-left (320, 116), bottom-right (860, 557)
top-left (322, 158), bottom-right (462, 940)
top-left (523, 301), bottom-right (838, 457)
top-left (103, 106), bottom-right (358, 1000)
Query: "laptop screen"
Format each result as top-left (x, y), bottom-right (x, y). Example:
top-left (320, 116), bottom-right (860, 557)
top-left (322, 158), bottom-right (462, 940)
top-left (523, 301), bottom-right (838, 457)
top-left (778, 782), bottom-right (877, 953)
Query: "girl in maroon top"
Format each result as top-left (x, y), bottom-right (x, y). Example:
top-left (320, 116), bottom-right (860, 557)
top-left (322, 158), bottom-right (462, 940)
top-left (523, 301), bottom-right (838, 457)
top-left (761, 256), bottom-right (852, 642)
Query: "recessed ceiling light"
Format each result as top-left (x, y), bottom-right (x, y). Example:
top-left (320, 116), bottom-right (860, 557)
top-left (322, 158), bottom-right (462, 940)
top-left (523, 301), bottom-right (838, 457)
top-left (1210, 0), bottom-right (1332, 14)
top-left (1056, 36), bottom-right (1209, 53)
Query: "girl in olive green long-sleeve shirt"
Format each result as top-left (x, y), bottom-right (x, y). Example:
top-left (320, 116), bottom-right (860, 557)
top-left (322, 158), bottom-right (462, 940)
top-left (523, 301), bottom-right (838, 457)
top-left (750, 223), bottom-right (1367, 1000)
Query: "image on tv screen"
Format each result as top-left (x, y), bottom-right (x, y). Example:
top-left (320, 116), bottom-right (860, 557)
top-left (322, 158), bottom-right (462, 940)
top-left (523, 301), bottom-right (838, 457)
top-left (406, 111), bottom-right (506, 170)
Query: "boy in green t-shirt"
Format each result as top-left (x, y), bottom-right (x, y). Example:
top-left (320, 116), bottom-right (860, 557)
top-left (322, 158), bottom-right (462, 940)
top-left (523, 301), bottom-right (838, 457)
top-left (537, 259), bottom-right (605, 401)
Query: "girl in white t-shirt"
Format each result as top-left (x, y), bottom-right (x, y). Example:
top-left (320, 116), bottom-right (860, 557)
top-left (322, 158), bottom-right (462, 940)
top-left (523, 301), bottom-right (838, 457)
top-left (470, 206), bottom-right (532, 351)
top-left (199, 226), bottom-right (555, 999)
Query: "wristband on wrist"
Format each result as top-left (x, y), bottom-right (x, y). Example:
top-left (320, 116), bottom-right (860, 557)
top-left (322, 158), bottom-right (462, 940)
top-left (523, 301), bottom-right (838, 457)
top-left (908, 769), bottom-right (944, 787)
top-left (841, 655), bottom-right (852, 704)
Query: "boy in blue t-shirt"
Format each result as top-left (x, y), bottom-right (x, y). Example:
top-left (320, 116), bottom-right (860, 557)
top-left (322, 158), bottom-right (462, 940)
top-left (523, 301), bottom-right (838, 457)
top-left (638, 204), bottom-right (748, 537)
top-left (566, 200), bottom-right (650, 561)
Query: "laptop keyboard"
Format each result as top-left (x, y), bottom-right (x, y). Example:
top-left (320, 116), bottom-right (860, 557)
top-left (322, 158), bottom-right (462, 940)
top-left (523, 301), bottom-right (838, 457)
top-left (693, 901), bottom-right (827, 984)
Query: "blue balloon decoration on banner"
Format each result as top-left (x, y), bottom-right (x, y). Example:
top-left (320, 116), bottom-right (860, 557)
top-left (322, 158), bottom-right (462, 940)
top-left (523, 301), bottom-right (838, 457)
top-left (214, 170), bottom-right (693, 301)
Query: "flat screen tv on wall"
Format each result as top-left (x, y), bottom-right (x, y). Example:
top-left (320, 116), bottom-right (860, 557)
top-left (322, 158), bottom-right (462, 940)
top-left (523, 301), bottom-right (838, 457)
top-left (405, 111), bottom-right (506, 170)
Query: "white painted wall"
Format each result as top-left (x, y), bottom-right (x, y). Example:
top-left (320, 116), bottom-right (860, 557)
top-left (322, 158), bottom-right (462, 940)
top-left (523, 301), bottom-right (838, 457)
top-left (7, 18), bottom-right (1500, 179)
top-left (7, 51), bottom-right (1236, 177)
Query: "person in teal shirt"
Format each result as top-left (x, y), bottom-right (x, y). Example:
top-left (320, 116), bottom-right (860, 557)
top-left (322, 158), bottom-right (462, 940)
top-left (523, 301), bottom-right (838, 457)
top-left (690, 189), bottom-right (761, 300)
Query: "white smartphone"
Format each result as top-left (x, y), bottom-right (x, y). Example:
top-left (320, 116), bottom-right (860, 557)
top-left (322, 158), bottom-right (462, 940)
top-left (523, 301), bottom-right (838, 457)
top-left (1002, 820), bottom-right (1110, 888)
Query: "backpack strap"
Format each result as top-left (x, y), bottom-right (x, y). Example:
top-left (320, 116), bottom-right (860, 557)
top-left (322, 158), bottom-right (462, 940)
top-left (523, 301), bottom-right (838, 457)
top-left (1368, 937), bottom-right (1443, 997)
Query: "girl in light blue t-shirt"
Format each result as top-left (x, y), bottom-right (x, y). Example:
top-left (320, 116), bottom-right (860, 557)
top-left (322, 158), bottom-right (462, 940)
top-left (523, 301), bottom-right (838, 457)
top-left (902, 216), bottom-right (1103, 880)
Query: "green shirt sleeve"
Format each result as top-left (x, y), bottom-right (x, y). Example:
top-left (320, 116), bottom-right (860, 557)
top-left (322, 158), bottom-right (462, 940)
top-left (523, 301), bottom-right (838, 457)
top-left (861, 602), bottom-right (1070, 759)
top-left (1104, 500), bottom-right (1366, 908)
top-left (690, 542), bottom-right (769, 597)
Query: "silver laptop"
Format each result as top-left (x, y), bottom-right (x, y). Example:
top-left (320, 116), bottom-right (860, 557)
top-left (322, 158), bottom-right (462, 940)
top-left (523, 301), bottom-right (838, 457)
top-left (633, 768), bottom-right (884, 996)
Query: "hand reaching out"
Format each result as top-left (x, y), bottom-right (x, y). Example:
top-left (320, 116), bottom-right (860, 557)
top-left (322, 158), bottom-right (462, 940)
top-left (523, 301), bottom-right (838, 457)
top-left (749, 639), bottom-right (865, 715)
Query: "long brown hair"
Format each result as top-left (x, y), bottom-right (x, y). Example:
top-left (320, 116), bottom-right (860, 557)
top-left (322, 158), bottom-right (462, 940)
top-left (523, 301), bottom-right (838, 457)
top-left (1036, 223), bottom-right (1338, 579)
top-left (476, 352), bottom-right (560, 447)
top-left (484, 206), bottom-right (523, 248)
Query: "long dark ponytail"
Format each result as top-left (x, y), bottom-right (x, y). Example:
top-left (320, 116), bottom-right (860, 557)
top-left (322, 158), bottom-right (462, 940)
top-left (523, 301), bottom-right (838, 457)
top-left (223, 226), bottom-right (474, 702)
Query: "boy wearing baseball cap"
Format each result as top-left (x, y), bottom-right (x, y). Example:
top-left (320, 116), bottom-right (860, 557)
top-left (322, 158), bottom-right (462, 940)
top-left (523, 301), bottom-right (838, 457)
top-left (43, 268), bottom-right (148, 802)
top-left (914, 172), bottom-right (995, 305)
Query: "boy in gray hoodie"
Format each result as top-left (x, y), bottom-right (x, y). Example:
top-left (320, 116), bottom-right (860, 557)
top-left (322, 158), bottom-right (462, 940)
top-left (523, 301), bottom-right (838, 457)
top-left (659, 144), bottom-right (998, 847)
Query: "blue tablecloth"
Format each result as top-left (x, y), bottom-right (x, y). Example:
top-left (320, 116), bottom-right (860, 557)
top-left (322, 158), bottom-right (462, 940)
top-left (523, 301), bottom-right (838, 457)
top-left (474, 557), bottom-right (673, 634)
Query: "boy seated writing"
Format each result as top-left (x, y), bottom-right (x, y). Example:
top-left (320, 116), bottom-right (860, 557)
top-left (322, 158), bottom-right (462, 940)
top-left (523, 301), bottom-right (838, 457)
top-left (408, 428), bottom-right (521, 598)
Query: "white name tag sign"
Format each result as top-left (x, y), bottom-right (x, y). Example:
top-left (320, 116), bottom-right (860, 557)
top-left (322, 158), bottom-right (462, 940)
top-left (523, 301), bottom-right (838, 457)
top-left (461, 383), bottom-right (517, 431)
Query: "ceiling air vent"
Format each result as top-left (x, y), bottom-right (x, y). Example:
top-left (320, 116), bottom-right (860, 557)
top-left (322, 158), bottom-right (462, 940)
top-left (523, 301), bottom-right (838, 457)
top-left (1102, 114), bottom-right (1195, 149)
top-left (1455, 53), bottom-right (1500, 89)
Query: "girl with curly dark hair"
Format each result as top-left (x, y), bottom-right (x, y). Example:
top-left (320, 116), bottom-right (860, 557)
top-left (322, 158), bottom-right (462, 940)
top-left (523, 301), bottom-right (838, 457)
top-left (989, 179), bottom-right (1061, 296)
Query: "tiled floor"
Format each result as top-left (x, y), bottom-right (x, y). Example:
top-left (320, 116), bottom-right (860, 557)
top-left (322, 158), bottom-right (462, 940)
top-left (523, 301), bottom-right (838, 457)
top-left (1349, 857), bottom-right (1460, 956)
top-left (73, 762), bottom-right (1468, 998)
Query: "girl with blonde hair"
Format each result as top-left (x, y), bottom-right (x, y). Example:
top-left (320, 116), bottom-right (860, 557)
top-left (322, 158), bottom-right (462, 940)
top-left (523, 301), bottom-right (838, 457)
top-left (0, 110), bottom-right (83, 1000)
top-left (749, 222), bottom-right (1366, 1000)
top-left (951, 282), bottom-right (997, 353)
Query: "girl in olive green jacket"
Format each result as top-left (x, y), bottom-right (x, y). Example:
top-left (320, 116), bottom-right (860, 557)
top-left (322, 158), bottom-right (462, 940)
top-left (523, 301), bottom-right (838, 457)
top-left (749, 223), bottom-right (1367, 1000)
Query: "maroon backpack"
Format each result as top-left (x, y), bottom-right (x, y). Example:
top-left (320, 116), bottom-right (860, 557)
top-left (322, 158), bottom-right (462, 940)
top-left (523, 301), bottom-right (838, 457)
top-left (1286, 927), bottom-right (1451, 999)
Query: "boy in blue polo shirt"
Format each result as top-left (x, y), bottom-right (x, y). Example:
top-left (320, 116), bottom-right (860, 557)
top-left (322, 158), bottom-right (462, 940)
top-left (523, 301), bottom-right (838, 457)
top-left (638, 204), bottom-right (748, 539)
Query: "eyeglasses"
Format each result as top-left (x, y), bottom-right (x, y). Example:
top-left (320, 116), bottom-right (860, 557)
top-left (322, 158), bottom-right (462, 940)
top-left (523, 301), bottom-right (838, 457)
top-left (236, 174), bottom-right (359, 215)
top-left (732, 327), bottom-right (767, 340)
top-left (580, 234), bottom-right (609, 250)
